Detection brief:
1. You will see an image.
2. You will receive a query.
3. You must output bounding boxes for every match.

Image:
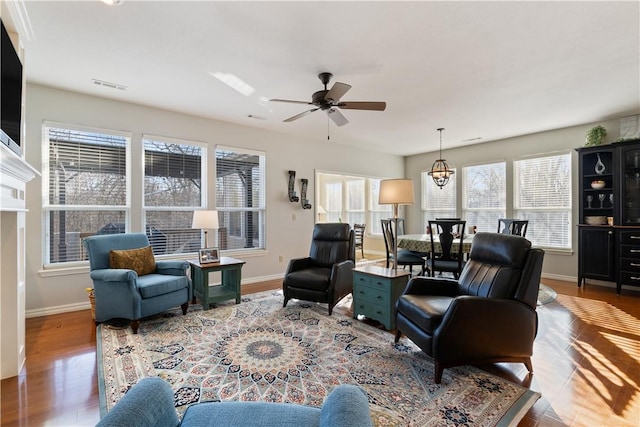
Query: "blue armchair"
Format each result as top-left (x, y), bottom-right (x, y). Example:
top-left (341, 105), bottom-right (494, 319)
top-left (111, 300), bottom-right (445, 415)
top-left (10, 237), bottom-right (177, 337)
top-left (84, 233), bottom-right (191, 333)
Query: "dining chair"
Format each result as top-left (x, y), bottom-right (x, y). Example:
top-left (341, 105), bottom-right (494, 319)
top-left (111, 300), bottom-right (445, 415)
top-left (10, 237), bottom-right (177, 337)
top-left (427, 219), bottom-right (466, 279)
top-left (498, 219), bottom-right (529, 237)
top-left (353, 223), bottom-right (366, 258)
top-left (381, 219), bottom-right (428, 275)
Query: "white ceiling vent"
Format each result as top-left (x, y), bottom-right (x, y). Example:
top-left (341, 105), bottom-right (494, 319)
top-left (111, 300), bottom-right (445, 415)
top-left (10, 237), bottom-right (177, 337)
top-left (91, 78), bottom-right (127, 91)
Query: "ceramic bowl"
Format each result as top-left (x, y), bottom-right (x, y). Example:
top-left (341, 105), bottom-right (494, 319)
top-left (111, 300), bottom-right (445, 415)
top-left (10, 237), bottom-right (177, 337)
top-left (590, 180), bottom-right (606, 189)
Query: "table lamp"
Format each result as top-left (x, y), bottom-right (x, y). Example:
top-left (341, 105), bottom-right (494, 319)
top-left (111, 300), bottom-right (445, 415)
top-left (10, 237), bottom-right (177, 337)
top-left (379, 179), bottom-right (415, 270)
top-left (192, 210), bottom-right (219, 248)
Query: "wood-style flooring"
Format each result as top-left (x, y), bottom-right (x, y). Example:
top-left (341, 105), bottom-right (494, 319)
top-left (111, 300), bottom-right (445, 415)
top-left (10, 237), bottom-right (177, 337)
top-left (1, 278), bottom-right (639, 426)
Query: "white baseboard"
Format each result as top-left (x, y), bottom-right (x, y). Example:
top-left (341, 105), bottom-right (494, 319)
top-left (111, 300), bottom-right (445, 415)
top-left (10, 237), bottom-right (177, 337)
top-left (25, 274), bottom-right (286, 319)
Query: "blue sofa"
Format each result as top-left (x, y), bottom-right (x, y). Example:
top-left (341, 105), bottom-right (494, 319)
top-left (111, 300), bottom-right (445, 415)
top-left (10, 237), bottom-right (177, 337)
top-left (96, 377), bottom-right (373, 427)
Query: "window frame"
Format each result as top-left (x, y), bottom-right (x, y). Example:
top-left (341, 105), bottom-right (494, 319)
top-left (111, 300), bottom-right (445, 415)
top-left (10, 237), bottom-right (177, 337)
top-left (215, 144), bottom-right (267, 254)
top-left (42, 122), bottom-right (131, 267)
top-left (421, 168), bottom-right (457, 230)
top-left (513, 151), bottom-right (572, 251)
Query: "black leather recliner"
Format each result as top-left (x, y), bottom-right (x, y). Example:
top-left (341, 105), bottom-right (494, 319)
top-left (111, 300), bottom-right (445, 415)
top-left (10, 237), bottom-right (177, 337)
top-left (283, 223), bottom-right (355, 315)
top-left (394, 232), bottom-right (545, 383)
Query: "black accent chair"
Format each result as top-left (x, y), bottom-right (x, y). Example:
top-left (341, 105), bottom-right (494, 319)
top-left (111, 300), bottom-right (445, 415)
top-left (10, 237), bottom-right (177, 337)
top-left (381, 219), bottom-right (428, 275)
top-left (394, 232), bottom-right (544, 383)
top-left (283, 223), bottom-right (355, 315)
top-left (427, 219), bottom-right (466, 279)
top-left (498, 219), bottom-right (529, 237)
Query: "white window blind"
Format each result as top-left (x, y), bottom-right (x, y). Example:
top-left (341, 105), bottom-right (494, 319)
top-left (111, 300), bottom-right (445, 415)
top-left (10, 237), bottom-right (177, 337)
top-left (215, 146), bottom-right (266, 251)
top-left (43, 125), bottom-right (130, 265)
top-left (316, 172), bottom-right (391, 234)
top-left (422, 170), bottom-right (457, 231)
top-left (514, 153), bottom-right (571, 249)
top-left (346, 179), bottom-right (365, 225)
top-left (462, 162), bottom-right (506, 232)
top-left (143, 136), bottom-right (206, 255)
top-left (369, 178), bottom-right (392, 235)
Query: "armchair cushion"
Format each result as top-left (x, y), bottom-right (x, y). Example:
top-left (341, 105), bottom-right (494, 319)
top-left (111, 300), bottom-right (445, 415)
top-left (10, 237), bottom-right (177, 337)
top-left (110, 246), bottom-right (156, 276)
top-left (285, 266), bottom-right (332, 292)
top-left (137, 274), bottom-right (189, 299)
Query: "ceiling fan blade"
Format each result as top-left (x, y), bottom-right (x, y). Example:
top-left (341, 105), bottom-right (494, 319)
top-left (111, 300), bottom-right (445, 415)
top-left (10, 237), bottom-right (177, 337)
top-left (337, 101), bottom-right (387, 111)
top-left (283, 108), bottom-right (319, 122)
top-left (270, 98), bottom-right (313, 105)
top-left (325, 82), bottom-right (351, 102)
top-left (327, 108), bottom-right (349, 127)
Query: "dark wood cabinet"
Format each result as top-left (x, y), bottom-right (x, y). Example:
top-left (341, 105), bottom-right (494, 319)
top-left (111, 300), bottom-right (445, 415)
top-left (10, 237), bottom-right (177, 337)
top-left (577, 226), bottom-right (615, 285)
top-left (576, 139), bottom-right (640, 294)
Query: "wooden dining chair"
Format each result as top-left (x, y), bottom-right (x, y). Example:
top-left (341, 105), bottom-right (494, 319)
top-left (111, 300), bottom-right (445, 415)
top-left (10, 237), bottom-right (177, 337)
top-left (353, 223), bottom-right (366, 258)
top-left (427, 219), bottom-right (466, 279)
top-left (381, 219), bottom-right (427, 275)
top-left (498, 219), bottom-right (529, 237)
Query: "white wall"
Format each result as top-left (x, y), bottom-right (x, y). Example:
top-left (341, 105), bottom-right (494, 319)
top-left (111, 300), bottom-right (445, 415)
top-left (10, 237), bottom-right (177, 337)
top-left (404, 118), bottom-right (624, 282)
top-left (24, 84), bottom-right (404, 316)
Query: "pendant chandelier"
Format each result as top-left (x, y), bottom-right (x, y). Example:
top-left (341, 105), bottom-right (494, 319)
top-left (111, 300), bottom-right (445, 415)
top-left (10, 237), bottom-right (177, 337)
top-left (428, 127), bottom-right (454, 189)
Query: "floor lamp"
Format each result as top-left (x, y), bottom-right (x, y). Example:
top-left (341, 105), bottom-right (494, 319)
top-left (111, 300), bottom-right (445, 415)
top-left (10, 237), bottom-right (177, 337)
top-left (192, 210), bottom-right (219, 248)
top-left (379, 179), bottom-right (415, 270)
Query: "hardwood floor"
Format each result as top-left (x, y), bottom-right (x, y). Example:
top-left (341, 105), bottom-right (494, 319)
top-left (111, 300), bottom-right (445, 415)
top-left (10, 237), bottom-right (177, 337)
top-left (1, 278), bottom-right (639, 426)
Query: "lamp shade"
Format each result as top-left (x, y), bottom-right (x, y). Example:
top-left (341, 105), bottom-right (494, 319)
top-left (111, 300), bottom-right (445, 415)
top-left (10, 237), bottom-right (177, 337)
top-left (192, 210), bottom-right (219, 230)
top-left (378, 179), bottom-right (415, 205)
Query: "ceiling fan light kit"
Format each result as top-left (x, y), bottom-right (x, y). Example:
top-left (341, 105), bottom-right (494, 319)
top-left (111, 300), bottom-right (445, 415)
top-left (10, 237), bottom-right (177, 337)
top-left (270, 72), bottom-right (386, 128)
top-left (428, 128), bottom-right (454, 189)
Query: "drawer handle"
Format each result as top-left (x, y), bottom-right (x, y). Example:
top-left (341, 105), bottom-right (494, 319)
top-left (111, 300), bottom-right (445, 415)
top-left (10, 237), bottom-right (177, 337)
top-left (632, 277), bottom-right (640, 281)
top-left (359, 291), bottom-right (365, 294)
top-left (630, 236), bottom-right (640, 239)
top-left (377, 296), bottom-right (383, 300)
top-left (631, 250), bottom-right (640, 253)
top-left (631, 262), bottom-right (640, 267)
top-left (376, 311), bottom-right (383, 315)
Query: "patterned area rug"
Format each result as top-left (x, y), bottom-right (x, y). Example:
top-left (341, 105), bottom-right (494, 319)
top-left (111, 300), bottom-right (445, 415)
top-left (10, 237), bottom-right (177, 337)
top-left (97, 291), bottom-right (540, 426)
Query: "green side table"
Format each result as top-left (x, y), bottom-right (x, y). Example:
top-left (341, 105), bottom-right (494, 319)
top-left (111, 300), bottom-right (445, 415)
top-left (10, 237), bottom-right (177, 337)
top-left (189, 257), bottom-right (245, 309)
top-left (352, 265), bottom-right (411, 330)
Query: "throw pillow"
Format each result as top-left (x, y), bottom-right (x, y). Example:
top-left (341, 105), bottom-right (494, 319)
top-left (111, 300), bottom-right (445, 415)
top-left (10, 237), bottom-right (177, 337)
top-left (109, 246), bottom-right (156, 276)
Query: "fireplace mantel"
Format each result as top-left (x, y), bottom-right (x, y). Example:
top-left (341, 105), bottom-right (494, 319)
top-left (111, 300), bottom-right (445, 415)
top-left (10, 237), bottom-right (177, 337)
top-left (1, 143), bottom-right (38, 379)
top-left (0, 144), bottom-right (38, 211)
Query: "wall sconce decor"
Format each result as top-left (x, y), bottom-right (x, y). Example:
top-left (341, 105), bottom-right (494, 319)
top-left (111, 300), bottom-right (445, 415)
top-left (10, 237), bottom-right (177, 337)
top-left (288, 170), bottom-right (299, 202)
top-left (300, 178), bottom-right (312, 209)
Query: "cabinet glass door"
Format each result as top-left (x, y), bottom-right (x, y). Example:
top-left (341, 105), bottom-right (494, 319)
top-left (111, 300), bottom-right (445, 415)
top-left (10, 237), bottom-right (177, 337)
top-left (621, 145), bottom-right (640, 225)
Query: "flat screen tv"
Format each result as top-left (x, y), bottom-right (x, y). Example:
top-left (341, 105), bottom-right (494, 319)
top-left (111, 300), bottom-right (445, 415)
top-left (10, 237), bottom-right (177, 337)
top-left (1, 19), bottom-right (23, 156)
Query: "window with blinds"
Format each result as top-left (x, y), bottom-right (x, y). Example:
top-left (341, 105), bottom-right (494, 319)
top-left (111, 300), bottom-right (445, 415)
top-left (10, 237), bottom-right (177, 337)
top-left (369, 178), bottom-right (392, 235)
top-left (143, 136), bottom-right (206, 255)
top-left (462, 162), bottom-right (506, 232)
top-left (215, 146), bottom-right (266, 251)
top-left (316, 172), bottom-right (391, 235)
top-left (421, 170), bottom-right (457, 231)
top-left (514, 153), bottom-right (571, 249)
top-left (43, 125), bottom-right (130, 264)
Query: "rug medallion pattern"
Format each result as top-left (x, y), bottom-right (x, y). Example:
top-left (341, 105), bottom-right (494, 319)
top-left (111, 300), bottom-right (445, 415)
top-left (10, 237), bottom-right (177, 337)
top-left (98, 291), bottom-right (540, 426)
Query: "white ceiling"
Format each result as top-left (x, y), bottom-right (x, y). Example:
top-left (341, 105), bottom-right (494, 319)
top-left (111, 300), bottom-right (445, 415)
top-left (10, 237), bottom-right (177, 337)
top-left (14, 0), bottom-right (640, 156)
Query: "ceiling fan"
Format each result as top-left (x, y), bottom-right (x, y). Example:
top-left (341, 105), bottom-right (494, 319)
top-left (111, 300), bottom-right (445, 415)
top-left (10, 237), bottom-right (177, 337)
top-left (270, 72), bottom-right (386, 127)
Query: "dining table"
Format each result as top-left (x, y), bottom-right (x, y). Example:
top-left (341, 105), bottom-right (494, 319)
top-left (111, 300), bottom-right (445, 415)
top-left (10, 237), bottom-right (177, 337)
top-left (397, 233), bottom-right (475, 254)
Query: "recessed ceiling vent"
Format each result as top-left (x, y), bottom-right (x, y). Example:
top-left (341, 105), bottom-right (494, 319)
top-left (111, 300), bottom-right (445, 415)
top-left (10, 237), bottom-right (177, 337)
top-left (91, 78), bottom-right (127, 91)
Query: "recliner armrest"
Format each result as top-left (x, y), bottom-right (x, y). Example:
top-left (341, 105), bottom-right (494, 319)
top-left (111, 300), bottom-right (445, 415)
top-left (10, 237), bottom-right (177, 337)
top-left (402, 276), bottom-right (458, 296)
top-left (90, 269), bottom-right (137, 282)
top-left (434, 296), bottom-right (538, 359)
top-left (285, 257), bottom-right (313, 274)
